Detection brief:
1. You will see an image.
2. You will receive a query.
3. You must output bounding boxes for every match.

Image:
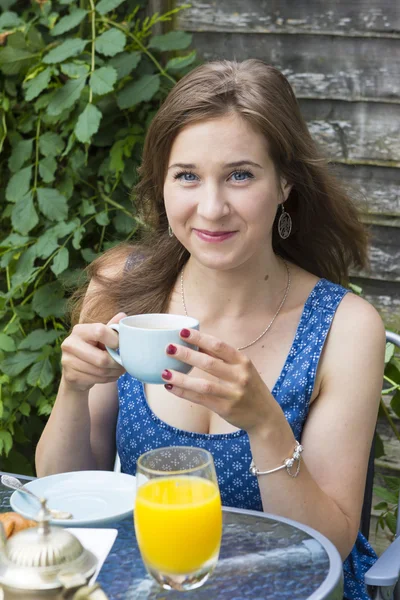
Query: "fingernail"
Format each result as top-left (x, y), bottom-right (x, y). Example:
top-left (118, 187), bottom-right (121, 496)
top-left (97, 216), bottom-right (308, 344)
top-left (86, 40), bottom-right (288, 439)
top-left (162, 369), bottom-right (172, 380)
top-left (180, 328), bottom-right (191, 338)
top-left (166, 344), bottom-right (177, 355)
top-left (164, 384), bottom-right (173, 390)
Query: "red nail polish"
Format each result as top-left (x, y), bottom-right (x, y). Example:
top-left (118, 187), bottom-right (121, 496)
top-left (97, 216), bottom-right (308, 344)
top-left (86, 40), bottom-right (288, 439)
top-left (162, 369), bottom-right (172, 380)
top-left (164, 384), bottom-right (173, 390)
top-left (166, 344), bottom-right (177, 355)
top-left (180, 328), bottom-right (190, 338)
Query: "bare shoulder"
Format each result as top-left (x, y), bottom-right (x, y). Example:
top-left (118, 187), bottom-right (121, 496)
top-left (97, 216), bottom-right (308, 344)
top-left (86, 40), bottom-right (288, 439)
top-left (321, 290), bottom-right (386, 381)
top-left (332, 291), bottom-right (386, 345)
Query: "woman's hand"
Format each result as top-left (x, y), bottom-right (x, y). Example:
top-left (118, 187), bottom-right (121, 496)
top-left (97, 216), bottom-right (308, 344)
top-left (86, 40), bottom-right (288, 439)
top-left (161, 328), bottom-right (276, 433)
top-left (60, 312), bottom-right (127, 392)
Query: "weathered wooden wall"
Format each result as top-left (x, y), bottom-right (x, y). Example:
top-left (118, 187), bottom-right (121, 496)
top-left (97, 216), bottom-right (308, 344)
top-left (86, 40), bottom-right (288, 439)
top-left (171, 0), bottom-right (400, 328)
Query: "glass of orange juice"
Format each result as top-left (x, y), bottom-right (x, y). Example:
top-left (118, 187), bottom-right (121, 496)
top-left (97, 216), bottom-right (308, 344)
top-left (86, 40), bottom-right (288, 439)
top-left (134, 446), bottom-right (222, 591)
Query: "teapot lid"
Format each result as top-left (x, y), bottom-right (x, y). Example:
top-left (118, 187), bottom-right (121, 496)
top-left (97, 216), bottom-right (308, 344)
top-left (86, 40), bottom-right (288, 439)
top-left (0, 499), bottom-right (97, 591)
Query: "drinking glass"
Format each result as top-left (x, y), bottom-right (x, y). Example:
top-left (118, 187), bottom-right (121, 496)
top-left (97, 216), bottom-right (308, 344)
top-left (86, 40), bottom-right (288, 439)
top-left (134, 446), bottom-right (222, 591)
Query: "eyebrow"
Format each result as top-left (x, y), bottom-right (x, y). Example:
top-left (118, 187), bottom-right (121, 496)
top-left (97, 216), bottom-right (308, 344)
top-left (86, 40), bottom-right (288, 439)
top-left (168, 160), bottom-right (263, 170)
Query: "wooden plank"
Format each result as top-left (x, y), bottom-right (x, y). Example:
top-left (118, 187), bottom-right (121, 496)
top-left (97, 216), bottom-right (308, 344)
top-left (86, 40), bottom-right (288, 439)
top-left (351, 277), bottom-right (400, 330)
top-left (362, 227), bottom-right (400, 283)
top-left (179, 32), bottom-right (400, 102)
top-left (335, 165), bottom-right (400, 217)
top-left (298, 100), bottom-right (400, 164)
top-left (176, 0), bottom-right (400, 35)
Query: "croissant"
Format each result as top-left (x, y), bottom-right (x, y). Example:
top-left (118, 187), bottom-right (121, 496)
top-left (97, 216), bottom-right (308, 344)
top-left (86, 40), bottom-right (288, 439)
top-left (0, 512), bottom-right (37, 538)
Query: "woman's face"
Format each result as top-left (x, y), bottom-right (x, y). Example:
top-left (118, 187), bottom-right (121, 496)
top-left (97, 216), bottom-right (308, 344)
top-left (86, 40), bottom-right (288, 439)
top-left (163, 113), bottom-right (291, 271)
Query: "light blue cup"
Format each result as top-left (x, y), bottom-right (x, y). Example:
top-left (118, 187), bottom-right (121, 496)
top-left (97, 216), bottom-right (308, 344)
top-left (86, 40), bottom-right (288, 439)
top-left (105, 313), bottom-right (199, 384)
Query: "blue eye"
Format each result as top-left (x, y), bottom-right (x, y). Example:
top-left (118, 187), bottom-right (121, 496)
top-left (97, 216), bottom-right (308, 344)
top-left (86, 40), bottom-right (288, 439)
top-left (231, 170), bottom-right (254, 181)
top-left (174, 171), bottom-right (198, 182)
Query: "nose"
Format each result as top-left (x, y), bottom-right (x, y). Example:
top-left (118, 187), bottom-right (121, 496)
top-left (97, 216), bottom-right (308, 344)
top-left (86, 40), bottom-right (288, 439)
top-left (196, 182), bottom-right (230, 220)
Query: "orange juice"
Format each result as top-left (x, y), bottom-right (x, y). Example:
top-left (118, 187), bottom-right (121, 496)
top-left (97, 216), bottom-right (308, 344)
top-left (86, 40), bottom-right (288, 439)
top-left (134, 476), bottom-right (222, 574)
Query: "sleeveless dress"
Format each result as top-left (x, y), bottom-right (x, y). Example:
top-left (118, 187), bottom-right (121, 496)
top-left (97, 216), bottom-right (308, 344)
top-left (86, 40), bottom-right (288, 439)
top-left (116, 278), bottom-right (377, 600)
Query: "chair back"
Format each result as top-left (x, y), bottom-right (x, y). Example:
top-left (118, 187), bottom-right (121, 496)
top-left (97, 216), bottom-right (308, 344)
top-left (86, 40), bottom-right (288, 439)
top-left (360, 330), bottom-right (400, 539)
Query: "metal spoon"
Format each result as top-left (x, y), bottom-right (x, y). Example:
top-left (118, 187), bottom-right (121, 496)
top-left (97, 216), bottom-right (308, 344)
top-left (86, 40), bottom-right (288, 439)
top-left (1, 475), bottom-right (73, 520)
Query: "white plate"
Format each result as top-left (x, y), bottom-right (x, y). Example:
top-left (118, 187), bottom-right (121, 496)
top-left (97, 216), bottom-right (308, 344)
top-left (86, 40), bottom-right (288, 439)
top-left (10, 471), bottom-right (136, 527)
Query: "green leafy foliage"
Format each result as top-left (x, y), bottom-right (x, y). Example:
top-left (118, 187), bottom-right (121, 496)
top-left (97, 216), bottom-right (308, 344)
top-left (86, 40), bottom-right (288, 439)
top-left (374, 343), bottom-right (400, 537)
top-left (0, 0), bottom-right (197, 474)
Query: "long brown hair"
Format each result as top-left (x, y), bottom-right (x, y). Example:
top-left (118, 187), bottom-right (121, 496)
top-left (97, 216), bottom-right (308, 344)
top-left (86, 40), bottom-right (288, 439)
top-left (71, 59), bottom-right (368, 324)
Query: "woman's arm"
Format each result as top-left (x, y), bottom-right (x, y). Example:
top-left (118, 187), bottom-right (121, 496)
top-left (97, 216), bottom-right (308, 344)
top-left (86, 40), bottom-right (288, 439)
top-left (159, 293), bottom-right (385, 559)
top-left (249, 294), bottom-right (385, 558)
top-left (35, 265), bottom-right (127, 476)
top-left (35, 380), bottom-right (119, 476)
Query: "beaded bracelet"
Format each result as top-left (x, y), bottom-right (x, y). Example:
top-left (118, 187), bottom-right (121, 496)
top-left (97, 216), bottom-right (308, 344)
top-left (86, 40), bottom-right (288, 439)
top-left (249, 441), bottom-right (303, 478)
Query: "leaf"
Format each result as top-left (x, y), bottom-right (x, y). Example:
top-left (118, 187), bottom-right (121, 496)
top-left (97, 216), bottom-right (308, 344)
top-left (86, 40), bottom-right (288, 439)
top-left (27, 358), bottom-right (54, 389)
top-left (166, 51), bottom-right (196, 71)
top-left (0, 431), bottom-right (13, 457)
top-left (11, 192), bottom-right (39, 235)
top-left (34, 229), bottom-right (59, 259)
top-left (96, 28), bottom-right (126, 57)
top-left (39, 156), bottom-right (57, 183)
top-left (43, 38), bottom-right (88, 64)
top-left (374, 486), bottom-right (398, 505)
top-left (148, 31), bottom-right (192, 52)
top-left (385, 343), bottom-right (395, 364)
top-left (51, 247), bottom-right (69, 275)
top-left (0, 11), bottom-right (22, 30)
top-left (381, 475), bottom-right (400, 494)
top-left (385, 512), bottom-right (397, 535)
top-left (47, 76), bottom-right (86, 116)
top-left (117, 74), bottom-right (160, 109)
top-left (374, 501), bottom-right (388, 511)
top-left (15, 305), bottom-right (35, 320)
top-left (1, 351), bottom-right (41, 377)
top-left (81, 248), bottom-right (98, 263)
top-left (0, 46), bottom-right (37, 76)
top-left (74, 103), bottom-right (102, 143)
top-left (0, 333), bottom-right (16, 352)
top-left (32, 282), bottom-right (65, 318)
top-left (385, 359), bottom-right (400, 383)
top-left (61, 62), bottom-right (89, 78)
top-left (0, 232), bottom-right (30, 248)
top-left (11, 246), bottom-right (37, 287)
top-left (109, 139), bottom-right (125, 175)
top-left (51, 9), bottom-right (87, 36)
top-left (37, 396), bottom-right (54, 416)
top-left (5, 165), bottom-right (32, 202)
top-left (37, 188), bottom-right (68, 221)
top-left (81, 199), bottom-right (96, 216)
top-left (90, 66), bottom-right (117, 95)
top-left (19, 329), bottom-right (62, 351)
top-left (96, 0), bottom-right (127, 15)
top-left (113, 211), bottom-right (135, 234)
top-left (95, 211), bottom-right (110, 226)
top-left (390, 390), bottom-right (400, 418)
top-left (110, 51), bottom-right (141, 80)
top-left (72, 226), bottom-right (85, 249)
top-left (18, 402), bottom-right (30, 417)
top-left (39, 131), bottom-right (65, 157)
top-left (8, 138), bottom-right (33, 172)
top-left (23, 67), bottom-right (52, 101)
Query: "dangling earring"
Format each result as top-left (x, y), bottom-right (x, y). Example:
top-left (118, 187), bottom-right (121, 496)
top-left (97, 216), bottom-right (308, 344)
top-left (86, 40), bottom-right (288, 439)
top-left (168, 224), bottom-right (174, 238)
top-left (278, 203), bottom-right (292, 240)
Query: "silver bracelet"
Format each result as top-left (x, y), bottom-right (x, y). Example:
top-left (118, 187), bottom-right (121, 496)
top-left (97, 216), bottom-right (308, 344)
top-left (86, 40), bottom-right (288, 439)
top-left (249, 441), bottom-right (303, 478)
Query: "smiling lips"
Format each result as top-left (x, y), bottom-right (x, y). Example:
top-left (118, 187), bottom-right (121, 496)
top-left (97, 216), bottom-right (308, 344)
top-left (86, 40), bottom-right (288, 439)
top-left (193, 229), bottom-right (237, 243)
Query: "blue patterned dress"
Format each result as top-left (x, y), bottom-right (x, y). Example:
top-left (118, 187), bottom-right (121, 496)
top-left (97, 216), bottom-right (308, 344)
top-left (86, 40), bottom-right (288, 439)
top-left (116, 278), bottom-right (376, 599)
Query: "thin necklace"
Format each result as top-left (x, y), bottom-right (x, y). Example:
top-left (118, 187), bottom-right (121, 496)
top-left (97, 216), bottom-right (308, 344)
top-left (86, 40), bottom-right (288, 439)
top-left (180, 260), bottom-right (291, 351)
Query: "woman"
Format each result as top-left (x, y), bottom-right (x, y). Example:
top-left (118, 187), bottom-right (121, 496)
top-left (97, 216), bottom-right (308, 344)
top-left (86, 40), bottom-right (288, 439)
top-left (36, 60), bottom-right (385, 599)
